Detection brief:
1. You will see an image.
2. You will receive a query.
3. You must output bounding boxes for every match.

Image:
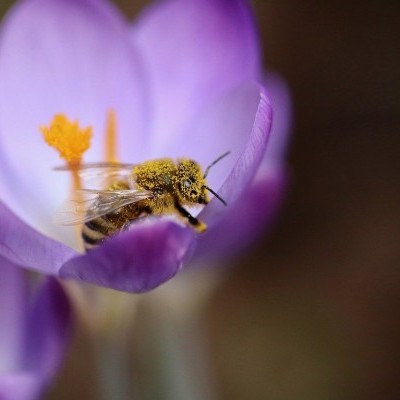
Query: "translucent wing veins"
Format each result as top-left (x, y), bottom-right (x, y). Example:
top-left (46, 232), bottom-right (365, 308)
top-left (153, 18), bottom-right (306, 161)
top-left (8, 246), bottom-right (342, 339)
top-left (54, 162), bottom-right (152, 226)
top-left (56, 188), bottom-right (152, 226)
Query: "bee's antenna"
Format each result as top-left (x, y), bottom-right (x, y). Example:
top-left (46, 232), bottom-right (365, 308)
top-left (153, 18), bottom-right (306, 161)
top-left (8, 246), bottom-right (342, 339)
top-left (203, 151), bottom-right (231, 179)
top-left (203, 186), bottom-right (227, 206)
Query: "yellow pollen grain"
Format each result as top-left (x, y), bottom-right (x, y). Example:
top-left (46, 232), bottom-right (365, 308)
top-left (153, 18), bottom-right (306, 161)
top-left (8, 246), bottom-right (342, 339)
top-left (41, 114), bottom-right (92, 163)
top-left (133, 158), bottom-right (177, 190)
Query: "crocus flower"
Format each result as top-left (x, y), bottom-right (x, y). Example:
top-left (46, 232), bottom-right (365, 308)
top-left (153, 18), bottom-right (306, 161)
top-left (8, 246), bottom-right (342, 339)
top-left (0, 0), bottom-right (288, 292)
top-left (0, 257), bottom-right (71, 400)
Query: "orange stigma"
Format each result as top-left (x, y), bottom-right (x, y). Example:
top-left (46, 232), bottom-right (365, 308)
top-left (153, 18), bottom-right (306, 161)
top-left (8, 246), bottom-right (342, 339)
top-left (41, 114), bottom-right (92, 164)
top-left (41, 113), bottom-right (93, 197)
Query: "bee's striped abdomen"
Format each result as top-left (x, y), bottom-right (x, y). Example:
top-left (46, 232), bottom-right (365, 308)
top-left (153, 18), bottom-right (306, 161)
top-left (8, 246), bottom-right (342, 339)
top-left (81, 203), bottom-right (144, 251)
top-left (82, 217), bottom-right (117, 251)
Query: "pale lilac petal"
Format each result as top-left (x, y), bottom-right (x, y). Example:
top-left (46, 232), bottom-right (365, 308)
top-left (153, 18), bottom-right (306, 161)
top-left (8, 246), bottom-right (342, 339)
top-left (0, 0), bottom-right (147, 244)
top-left (199, 84), bottom-right (273, 227)
top-left (60, 219), bottom-right (195, 292)
top-left (132, 0), bottom-right (260, 154)
top-left (194, 74), bottom-right (292, 261)
top-left (194, 167), bottom-right (287, 262)
top-left (24, 278), bottom-right (72, 386)
top-left (161, 82), bottom-right (268, 194)
top-left (0, 257), bottom-right (28, 372)
top-left (0, 373), bottom-right (41, 400)
top-left (0, 202), bottom-right (76, 275)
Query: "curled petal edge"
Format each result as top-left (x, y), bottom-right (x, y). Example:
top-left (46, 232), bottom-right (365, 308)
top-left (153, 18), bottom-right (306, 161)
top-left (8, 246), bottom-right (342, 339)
top-left (195, 166), bottom-right (288, 263)
top-left (60, 218), bottom-right (196, 293)
top-left (199, 83), bottom-right (273, 227)
top-left (0, 202), bottom-right (76, 275)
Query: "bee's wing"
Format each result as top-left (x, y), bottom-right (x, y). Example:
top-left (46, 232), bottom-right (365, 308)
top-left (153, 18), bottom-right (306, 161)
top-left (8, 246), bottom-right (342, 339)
top-left (54, 162), bottom-right (137, 188)
top-left (55, 188), bottom-right (152, 226)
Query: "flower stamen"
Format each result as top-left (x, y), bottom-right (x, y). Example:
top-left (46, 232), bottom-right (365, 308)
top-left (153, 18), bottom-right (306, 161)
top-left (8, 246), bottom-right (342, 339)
top-left (41, 114), bottom-right (93, 251)
top-left (41, 114), bottom-right (92, 164)
top-left (104, 109), bottom-right (119, 163)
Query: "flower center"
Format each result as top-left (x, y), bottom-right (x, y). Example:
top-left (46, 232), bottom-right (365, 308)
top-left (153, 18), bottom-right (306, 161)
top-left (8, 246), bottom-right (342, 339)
top-left (41, 114), bottom-right (92, 164)
top-left (40, 111), bottom-right (118, 250)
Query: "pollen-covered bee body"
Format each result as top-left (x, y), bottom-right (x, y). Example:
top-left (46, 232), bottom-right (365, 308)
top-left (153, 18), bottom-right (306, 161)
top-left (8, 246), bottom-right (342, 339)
top-left (43, 112), bottom-right (229, 251)
top-left (80, 180), bottom-right (150, 250)
top-left (80, 158), bottom-right (212, 251)
top-left (56, 153), bottom-right (229, 252)
top-left (134, 158), bottom-right (209, 208)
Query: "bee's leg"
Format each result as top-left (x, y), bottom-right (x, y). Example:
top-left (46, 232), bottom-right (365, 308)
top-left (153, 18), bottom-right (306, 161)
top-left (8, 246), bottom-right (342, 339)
top-left (174, 201), bottom-right (206, 233)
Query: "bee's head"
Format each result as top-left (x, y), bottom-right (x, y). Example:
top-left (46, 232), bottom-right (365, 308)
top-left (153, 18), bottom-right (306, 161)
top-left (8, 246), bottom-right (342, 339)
top-left (176, 152), bottom-right (230, 207)
top-left (176, 159), bottom-right (209, 204)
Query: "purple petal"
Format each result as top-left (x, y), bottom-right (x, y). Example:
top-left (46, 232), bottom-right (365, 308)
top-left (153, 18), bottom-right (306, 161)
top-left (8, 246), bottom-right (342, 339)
top-left (132, 0), bottom-right (260, 154)
top-left (194, 167), bottom-right (287, 262)
top-left (199, 84), bottom-right (273, 227)
top-left (60, 218), bottom-right (195, 292)
top-left (0, 202), bottom-right (76, 275)
top-left (0, 269), bottom-right (71, 400)
top-left (162, 82), bottom-right (269, 193)
top-left (23, 278), bottom-right (72, 387)
top-left (0, 257), bottom-right (28, 372)
top-left (263, 72), bottom-right (292, 166)
top-left (0, 0), bottom-right (147, 243)
top-left (194, 73), bottom-right (292, 261)
top-left (0, 373), bottom-right (41, 400)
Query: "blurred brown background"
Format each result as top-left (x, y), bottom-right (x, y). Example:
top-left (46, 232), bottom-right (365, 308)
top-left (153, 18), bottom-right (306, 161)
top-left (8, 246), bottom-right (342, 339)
top-left (207, 1), bottom-right (400, 399)
top-left (209, 1), bottom-right (400, 399)
top-left (2, 0), bottom-right (399, 399)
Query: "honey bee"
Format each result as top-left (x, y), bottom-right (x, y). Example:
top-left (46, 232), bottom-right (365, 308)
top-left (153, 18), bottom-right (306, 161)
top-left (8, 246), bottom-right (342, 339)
top-left (56, 152), bottom-right (229, 251)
